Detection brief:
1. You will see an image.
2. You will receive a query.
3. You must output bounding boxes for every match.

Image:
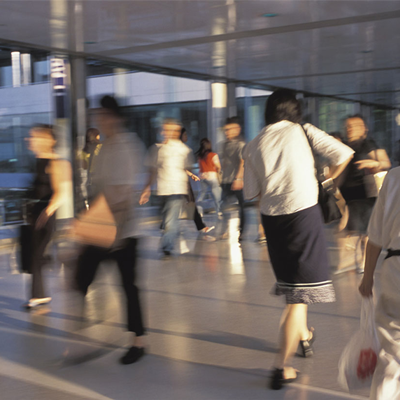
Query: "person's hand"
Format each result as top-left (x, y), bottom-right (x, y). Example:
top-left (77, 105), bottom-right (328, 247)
top-left (231, 179), bottom-right (243, 191)
top-left (359, 276), bottom-right (374, 297)
top-left (355, 159), bottom-right (380, 170)
top-left (35, 208), bottom-right (52, 230)
top-left (190, 173), bottom-right (200, 182)
top-left (139, 189), bottom-right (151, 205)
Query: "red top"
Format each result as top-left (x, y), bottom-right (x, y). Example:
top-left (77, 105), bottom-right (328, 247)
top-left (199, 152), bottom-right (218, 173)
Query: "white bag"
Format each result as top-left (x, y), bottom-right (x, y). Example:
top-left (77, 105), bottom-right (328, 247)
top-left (338, 297), bottom-right (381, 391)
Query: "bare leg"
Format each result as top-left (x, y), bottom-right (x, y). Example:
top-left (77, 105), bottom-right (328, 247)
top-left (274, 304), bottom-right (310, 378)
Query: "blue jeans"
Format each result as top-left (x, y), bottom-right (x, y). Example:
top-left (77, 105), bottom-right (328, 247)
top-left (197, 177), bottom-right (222, 215)
top-left (160, 195), bottom-right (185, 253)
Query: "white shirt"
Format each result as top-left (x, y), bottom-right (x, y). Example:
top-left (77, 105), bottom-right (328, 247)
top-left (93, 132), bottom-right (144, 239)
top-left (145, 139), bottom-right (194, 196)
top-left (243, 121), bottom-right (354, 216)
top-left (368, 167), bottom-right (400, 250)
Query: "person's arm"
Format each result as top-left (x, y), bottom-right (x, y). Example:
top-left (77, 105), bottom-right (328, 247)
top-left (359, 240), bottom-right (382, 297)
top-left (231, 159), bottom-right (244, 190)
top-left (36, 159), bottom-right (72, 229)
top-left (327, 155), bottom-right (354, 181)
top-left (355, 149), bottom-right (391, 172)
top-left (139, 167), bottom-right (157, 205)
top-left (212, 154), bottom-right (221, 173)
top-left (186, 170), bottom-right (200, 181)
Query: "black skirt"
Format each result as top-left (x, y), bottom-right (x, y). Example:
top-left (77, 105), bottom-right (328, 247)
top-left (261, 204), bottom-right (335, 304)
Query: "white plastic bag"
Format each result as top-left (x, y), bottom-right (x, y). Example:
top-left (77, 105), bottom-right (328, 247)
top-left (338, 297), bottom-right (381, 391)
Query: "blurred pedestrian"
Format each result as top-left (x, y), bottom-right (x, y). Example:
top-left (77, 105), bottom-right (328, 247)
top-left (79, 128), bottom-right (101, 207)
top-left (21, 124), bottom-right (71, 309)
top-left (140, 119), bottom-right (197, 257)
top-left (340, 115), bottom-right (391, 271)
top-left (220, 116), bottom-right (246, 241)
top-left (181, 130), bottom-right (215, 238)
top-left (72, 95), bottom-right (146, 364)
top-left (243, 89), bottom-right (354, 390)
top-left (359, 167), bottom-right (400, 399)
top-left (196, 138), bottom-right (222, 221)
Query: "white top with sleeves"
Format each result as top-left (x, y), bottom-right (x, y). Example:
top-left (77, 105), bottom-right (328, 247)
top-left (243, 121), bottom-right (354, 216)
top-left (368, 167), bottom-right (400, 250)
top-left (144, 139), bottom-right (195, 196)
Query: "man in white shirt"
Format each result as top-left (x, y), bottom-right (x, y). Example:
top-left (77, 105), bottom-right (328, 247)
top-left (140, 119), bottom-right (195, 257)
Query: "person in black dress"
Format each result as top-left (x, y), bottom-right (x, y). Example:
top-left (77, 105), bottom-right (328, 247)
top-left (340, 115), bottom-right (391, 270)
top-left (22, 124), bottom-right (71, 309)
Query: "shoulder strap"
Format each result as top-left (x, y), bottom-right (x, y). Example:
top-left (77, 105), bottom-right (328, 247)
top-left (300, 123), bottom-right (313, 154)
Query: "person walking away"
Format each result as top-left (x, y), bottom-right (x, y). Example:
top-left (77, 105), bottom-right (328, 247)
top-left (180, 129), bottom-right (215, 238)
top-left (72, 95), bottom-right (146, 364)
top-left (140, 119), bottom-right (196, 257)
top-left (196, 138), bottom-right (222, 224)
top-left (220, 116), bottom-right (246, 241)
top-left (21, 124), bottom-right (72, 309)
top-left (243, 89), bottom-right (354, 390)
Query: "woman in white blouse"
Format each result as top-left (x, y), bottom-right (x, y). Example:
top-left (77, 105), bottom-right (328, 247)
top-left (243, 89), bottom-right (354, 390)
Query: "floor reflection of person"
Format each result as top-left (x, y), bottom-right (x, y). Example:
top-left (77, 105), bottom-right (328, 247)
top-left (22, 124), bottom-right (72, 309)
top-left (243, 89), bottom-right (354, 390)
top-left (72, 96), bottom-right (146, 364)
top-left (359, 168), bottom-right (400, 399)
top-left (340, 115), bottom-right (391, 271)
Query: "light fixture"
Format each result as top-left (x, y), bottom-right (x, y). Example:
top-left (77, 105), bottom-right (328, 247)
top-left (262, 13), bottom-right (279, 18)
top-left (361, 50), bottom-right (373, 54)
top-left (84, 41), bottom-right (97, 45)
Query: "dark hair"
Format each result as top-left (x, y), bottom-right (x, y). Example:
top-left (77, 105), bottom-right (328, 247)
top-left (180, 127), bottom-right (187, 141)
top-left (100, 95), bottom-right (123, 118)
top-left (83, 128), bottom-right (100, 152)
top-left (31, 124), bottom-right (56, 140)
top-left (346, 114), bottom-right (367, 128)
top-left (264, 89), bottom-right (302, 125)
top-left (225, 116), bottom-right (241, 126)
top-left (196, 138), bottom-right (212, 159)
top-left (329, 132), bottom-right (342, 140)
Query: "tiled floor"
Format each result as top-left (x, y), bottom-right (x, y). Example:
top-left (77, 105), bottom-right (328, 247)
top-left (0, 209), bottom-right (371, 399)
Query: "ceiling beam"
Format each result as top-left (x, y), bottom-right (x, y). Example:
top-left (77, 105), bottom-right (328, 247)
top-left (257, 66), bottom-right (400, 82)
top-left (96, 9), bottom-right (400, 57)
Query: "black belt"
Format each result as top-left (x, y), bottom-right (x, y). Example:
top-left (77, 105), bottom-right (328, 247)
top-left (385, 249), bottom-right (400, 260)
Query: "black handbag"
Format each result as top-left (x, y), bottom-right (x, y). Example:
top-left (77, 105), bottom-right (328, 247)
top-left (301, 125), bottom-right (342, 224)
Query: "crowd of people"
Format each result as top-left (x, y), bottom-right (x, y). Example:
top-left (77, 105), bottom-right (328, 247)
top-left (18, 91), bottom-right (399, 397)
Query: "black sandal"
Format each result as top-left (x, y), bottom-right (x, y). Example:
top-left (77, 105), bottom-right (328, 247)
top-left (299, 329), bottom-right (316, 358)
top-left (269, 368), bottom-right (299, 390)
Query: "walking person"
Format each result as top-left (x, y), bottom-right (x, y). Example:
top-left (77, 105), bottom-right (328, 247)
top-left (72, 95), bottom-right (146, 364)
top-left (140, 119), bottom-right (196, 257)
top-left (21, 124), bottom-right (71, 309)
top-left (359, 167), bottom-right (400, 399)
top-left (243, 89), bottom-right (354, 390)
top-left (219, 116), bottom-right (246, 241)
top-left (180, 129), bottom-right (215, 238)
top-left (340, 115), bottom-right (391, 272)
top-left (196, 138), bottom-right (222, 222)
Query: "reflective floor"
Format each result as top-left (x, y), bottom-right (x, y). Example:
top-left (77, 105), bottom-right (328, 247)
top-left (0, 209), bottom-right (371, 399)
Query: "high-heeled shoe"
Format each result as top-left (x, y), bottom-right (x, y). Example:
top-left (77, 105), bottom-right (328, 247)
top-left (299, 329), bottom-right (316, 357)
top-left (269, 368), bottom-right (299, 390)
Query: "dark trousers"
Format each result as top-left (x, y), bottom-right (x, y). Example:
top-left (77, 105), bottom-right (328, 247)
top-left (221, 184), bottom-right (246, 233)
top-left (20, 214), bottom-right (55, 299)
top-left (75, 238), bottom-right (145, 336)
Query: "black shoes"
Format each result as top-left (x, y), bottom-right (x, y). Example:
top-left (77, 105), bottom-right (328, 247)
top-left (269, 368), bottom-right (299, 390)
top-left (120, 346), bottom-right (145, 365)
top-left (299, 329), bottom-right (316, 358)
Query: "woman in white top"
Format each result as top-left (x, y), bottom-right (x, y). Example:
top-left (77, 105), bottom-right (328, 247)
top-left (243, 89), bottom-right (354, 390)
top-left (359, 168), bottom-right (400, 400)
